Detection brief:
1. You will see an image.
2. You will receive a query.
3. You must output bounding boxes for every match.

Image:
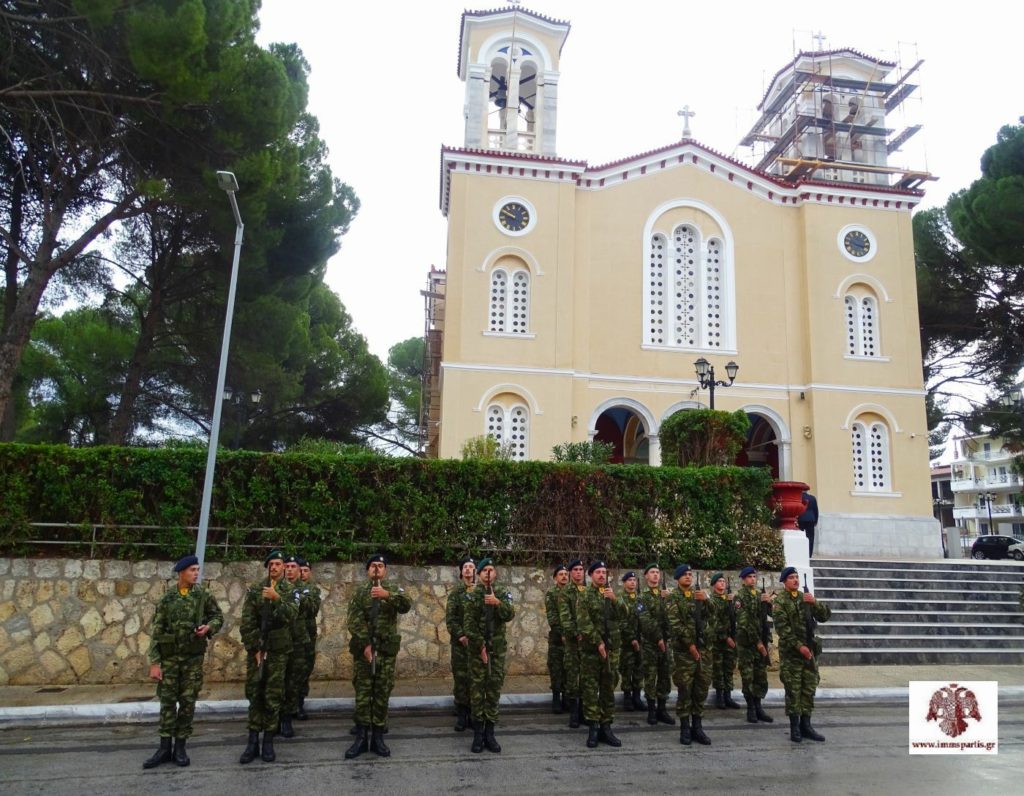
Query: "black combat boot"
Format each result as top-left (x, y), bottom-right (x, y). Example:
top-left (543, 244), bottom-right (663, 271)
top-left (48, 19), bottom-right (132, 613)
top-left (345, 725), bottom-right (369, 759)
top-left (631, 690), bottom-right (646, 711)
top-left (483, 721), bottom-right (501, 753)
top-left (723, 690), bottom-right (742, 709)
top-left (471, 719), bottom-right (485, 753)
top-left (279, 715), bottom-right (294, 738)
top-left (172, 737), bottom-right (190, 767)
top-left (586, 722), bottom-right (600, 749)
top-left (598, 724), bottom-right (621, 747)
top-left (789, 714), bottom-right (802, 743)
top-left (296, 699), bottom-right (308, 720)
top-left (714, 689), bottom-right (725, 709)
top-left (569, 698), bottom-right (581, 729)
top-left (261, 732), bottom-right (276, 762)
top-left (646, 698), bottom-right (657, 725)
top-left (454, 704), bottom-right (469, 732)
top-left (623, 690), bottom-right (634, 711)
top-left (143, 736), bottom-right (172, 769)
top-left (679, 716), bottom-right (692, 745)
top-left (800, 714), bottom-right (825, 742)
top-left (755, 698), bottom-right (774, 723)
top-left (238, 731), bottom-right (260, 764)
top-left (370, 726), bottom-right (391, 757)
top-left (656, 698), bottom-right (676, 725)
top-left (691, 715), bottom-right (711, 745)
top-left (552, 691), bottom-right (563, 714)
top-left (745, 695), bottom-right (757, 724)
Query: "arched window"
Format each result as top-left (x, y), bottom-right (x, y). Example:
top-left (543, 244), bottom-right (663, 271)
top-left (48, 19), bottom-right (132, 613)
top-left (844, 285), bottom-right (881, 357)
top-left (487, 267), bottom-right (530, 334)
top-left (851, 417), bottom-right (892, 492)
top-left (485, 399), bottom-right (530, 460)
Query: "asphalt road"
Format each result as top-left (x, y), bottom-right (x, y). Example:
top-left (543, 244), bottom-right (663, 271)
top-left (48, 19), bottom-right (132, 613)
top-left (2, 702), bottom-right (1021, 795)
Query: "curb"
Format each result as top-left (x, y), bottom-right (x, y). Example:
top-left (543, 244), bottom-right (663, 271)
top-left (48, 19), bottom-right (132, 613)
top-left (7, 686), bottom-right (1024, 727)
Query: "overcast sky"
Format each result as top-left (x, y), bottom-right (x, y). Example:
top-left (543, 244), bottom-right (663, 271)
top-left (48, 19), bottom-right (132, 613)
top-left (255, 0), bottom-right (1019, 362)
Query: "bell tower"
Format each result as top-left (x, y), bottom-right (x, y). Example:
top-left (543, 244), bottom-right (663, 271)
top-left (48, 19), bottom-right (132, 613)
top-left (457, 4), bottom-right (570, 157)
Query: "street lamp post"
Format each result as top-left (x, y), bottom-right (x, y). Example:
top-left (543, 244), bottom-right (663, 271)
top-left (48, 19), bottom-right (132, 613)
top-left (223, 386), bottom-right (263, 449)
top-left (195, 171), bottom-right (244, 581)
top-left (693, 357), bottom-right (739, 410)
top-left (980, 490), bottom-right (996, 534)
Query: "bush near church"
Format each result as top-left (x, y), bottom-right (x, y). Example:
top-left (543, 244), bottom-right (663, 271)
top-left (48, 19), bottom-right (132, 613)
top-left (0, 443), bottom-right (781, 569)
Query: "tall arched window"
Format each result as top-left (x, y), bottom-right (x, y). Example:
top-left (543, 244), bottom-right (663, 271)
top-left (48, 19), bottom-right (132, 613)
top-left (851, 417), bottom-right (892, 492)
top-left (485, 398), bottom-right (530, 460)
top-left (844, 285), bottom-right (880, 357)
top-left (487, 267), bottom-right (531, 334)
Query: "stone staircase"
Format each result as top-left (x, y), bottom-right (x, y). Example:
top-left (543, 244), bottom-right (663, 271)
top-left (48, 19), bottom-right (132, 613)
top-left (812, 558), bottom-right (1024, 665)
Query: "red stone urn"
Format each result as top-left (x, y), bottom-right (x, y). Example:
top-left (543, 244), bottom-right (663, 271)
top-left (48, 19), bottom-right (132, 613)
top-left (771, 480), bottom-right (810, 530)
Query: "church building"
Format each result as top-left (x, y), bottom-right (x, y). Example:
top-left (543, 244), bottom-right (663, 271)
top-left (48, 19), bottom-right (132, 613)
top-left (422, 5), bottom-right (939, 558)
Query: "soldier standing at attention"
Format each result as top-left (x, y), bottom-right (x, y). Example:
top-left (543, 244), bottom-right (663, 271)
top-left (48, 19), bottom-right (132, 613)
top-left (280, 555), bottom-right (313, 738)
top-left (709, 573), bottom-right (741, 709)
top-left (637, 563), bottom-right (674, 727)
top-left (143, 554), bottom-right (224, 769)
top-left (465, 558), bottom-right (515, 754)
top-left (667, 564), bottom-right (713, 746)
top-left (774, 566), bottom-right (831, 743)
top-left (545, 563), bottom-right (569, 713)
top-left (446, 556), bottom-right (476, 731)
top-left (577, 561), bottom-right (626, 748)
top-left (617, 571), bottom-right (643, 712)
top-left (296, 558), bottom-right (321, 720)
top-left (345, 554), bottom-right (411, 759)
top-left (557, 558), bottom-right (587, 728)
top-left (734, 565), bottom-right (774, 724)
top-left (239, 549), bottom-right (299, 764)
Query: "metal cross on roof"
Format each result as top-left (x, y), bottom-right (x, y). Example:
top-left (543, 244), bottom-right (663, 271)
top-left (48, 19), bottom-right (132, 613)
top-left (678, 105), bottom-right (696, 138)
top-left (811, 31), bottom-right (827, 51)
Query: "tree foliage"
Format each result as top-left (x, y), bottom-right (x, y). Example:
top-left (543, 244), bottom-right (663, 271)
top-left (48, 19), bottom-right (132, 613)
top-left (551, 440), bottom-right (614, 465)
top-left (658, 409), bottom-right (751, 467)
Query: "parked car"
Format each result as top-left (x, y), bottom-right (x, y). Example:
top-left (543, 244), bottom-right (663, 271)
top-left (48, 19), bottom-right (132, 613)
top-left (970, 534), bottom-right (1024, 560)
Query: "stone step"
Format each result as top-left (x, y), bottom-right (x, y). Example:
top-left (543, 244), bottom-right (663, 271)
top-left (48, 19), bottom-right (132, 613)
top-left (818, 634), bottom-right (1024, 649)
top-left (819, 648), bottom-right (1024, 665)
top-left (815, 573), bottom-right (1023, 586)
top-left (824, 597), bottom-right (1022, 612)
top-left (825, 622), bottom-right (1024, 636)
top-left (816, 587), bottom-right (1018, 601)
top-left (814, 558), bottom-right (1024, 574)
top-left (830, 608), bottom-right (1023, 624)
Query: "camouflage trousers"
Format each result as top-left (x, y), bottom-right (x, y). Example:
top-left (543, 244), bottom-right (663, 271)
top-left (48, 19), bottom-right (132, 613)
top-left (737, 644), bottom-right (769, 700)
top-left (284, 641), bottom-right (312, 715)
top-left (672, 645), bottom-right (713, 718)
top-left (562, 638), bottom-right (581, 698)
top-left (352, 652), bottom-right (397, 727)
top-left (546, 631), bottom-right (565, 693)
top-left (300, 638), bottom-right (317, 700)
top-left (156, 654), bottom-right (205, 739)
top-left (245, 649), bottom-right (288, 732)
top-left (641, 641), bottom-right (672, 701)
top-left (711, 639), bottom-right (737, 690)
top-left (619, 641), bottom-right (642, 692)
top-left (581, 648), bottom-right (620, 725)
top-left (779, 654), bottom-right (819, 716)
top-left (451, 638), bottom-right (472, 707)
top-left (470, 647), bottom-right (507, 724)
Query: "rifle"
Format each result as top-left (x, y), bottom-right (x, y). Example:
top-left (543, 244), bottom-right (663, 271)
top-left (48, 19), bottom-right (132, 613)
top-left (484, 583), bottom-right (495, 678)
top-left (369, 577), bottom-right (381, 677)
top-left (802, 573), bottom-right (818, 669)
top-left (727, 577), bottom-right (737, 640)
top-left (759, 577), bottom-right (772, 657)
top-left (258, 575), bottom-right (272, 677)
top-left (601, 583), bottom-right (612, 674)
top-left (693, 571), bottom-right (705, 673)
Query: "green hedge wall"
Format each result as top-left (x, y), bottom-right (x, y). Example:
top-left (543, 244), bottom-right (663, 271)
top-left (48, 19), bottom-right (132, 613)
top-left (0, 444), bottom-right (782, 569)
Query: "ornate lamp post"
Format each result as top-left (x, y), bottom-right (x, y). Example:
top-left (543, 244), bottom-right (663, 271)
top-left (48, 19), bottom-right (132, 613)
top-left (693, 357), bottom-right (739, 410)
top-left (223, 387), bottom-right (263, 449)
top-left (979, 490), bottom-right (996, 534)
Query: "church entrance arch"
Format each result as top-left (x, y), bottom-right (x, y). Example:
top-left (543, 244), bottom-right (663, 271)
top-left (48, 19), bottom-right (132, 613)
top-left (589, 399), bottom-right (653, 464)
top-left (735, 407), bottom-right (790, 480)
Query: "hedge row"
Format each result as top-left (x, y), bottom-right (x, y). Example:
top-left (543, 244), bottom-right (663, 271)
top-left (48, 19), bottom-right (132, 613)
top-left (0, 444), bottom-right (782, 569)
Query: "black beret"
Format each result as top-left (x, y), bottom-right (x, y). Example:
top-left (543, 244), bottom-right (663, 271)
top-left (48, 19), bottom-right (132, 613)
top-left (553, 563), bottom-right (568, 577)
top-left (779, 566), bottom-right (798, 583)
top-left (366, 553), bottom-right (386, 570)
top-left (296, 558), bottom-right (310, 568)
top-left (173, 554), bottom-right (198, 573)
top-left (587, 560), bottom-right (606, 575)
top-left (568, 558), bottom-right (584, 570)
top-left (739, 566), bottom-right (756, 578)
top-left (458, 556), bottom-right (475, 571)
top-left (263, 549), bottom-right (284, 567)
top-left (620, 571), bottom-right (637, 583)
top-left (283, 555), bottom-right (299, 565)
top-left (673, 564), bottom-right (691, 579)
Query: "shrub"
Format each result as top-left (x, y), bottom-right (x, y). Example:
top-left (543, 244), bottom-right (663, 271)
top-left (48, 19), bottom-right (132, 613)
top-left (551, 440), bottom-right (614, 464)
top-left (659, 409), bottom-right (750, 467)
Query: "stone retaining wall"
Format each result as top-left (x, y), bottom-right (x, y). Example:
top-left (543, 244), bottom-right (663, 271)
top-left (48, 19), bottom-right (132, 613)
top-left (0, 558), bottom-right (761, 686)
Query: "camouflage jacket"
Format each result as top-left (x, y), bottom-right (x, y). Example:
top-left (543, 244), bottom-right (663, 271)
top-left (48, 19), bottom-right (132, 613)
top-left (618, 590), bottom-right (641, 646)
top-left (708, 591), bottom-right (737, 642)
top-left (465, 583), bottom-right (515, 656)
top-left (636, 586), bottom-right (671, 646)
top-left (347, 579), bottom-right (411, 658)
top-left (576, 585), bottom-right (628, 652)
top-left (735, 584), bottom-right (771, 648)
top-left (556, 583), bottom-right (586, 640)
top-left (300, 580), bottom-right (322, 641)
top-left (240, 577), bottom-right (299, 654)
top-left (667, 588), bottom-right (712, 652)
top-left (773, 589), bottom-right (831, 659)
top-left (544, 585), bottom-right (563, 637)
top-left (446, 581), bottom-right (474, 641)
top-left (148, 585), bottom-right (224, 664)
top-left (285, 577), bottom-right (316, 647)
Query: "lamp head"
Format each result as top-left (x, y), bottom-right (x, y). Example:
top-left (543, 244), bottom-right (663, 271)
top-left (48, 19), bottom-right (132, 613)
top-left (725, 360), bottom-right (739, 381)
top-left (694, 357), bottom-right (710, 379)
top-left (216, 170), bottom-right (239, 193)
top-left (251, 389), bottom-right (263, 405)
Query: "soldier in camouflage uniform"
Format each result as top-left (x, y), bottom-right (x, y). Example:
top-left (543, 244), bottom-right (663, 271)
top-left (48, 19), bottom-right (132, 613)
top-left (280, 555), bottom-right (314, 738)
top-left (667, 564), bottom-right (713, 745)
top-left (637, 563), bottom-right (674, 726)
top-left (708, 572), bottom-right (741, 709)
top-left (617, 571), bottom-right (643, 712)
top-left (239, 549), bottom-right (299, 764)
top-left (557, 558), bottom-right (587, 728)
top-left (734, 565), bottom-right (774, 724)
top-left (345, 554), bottom-right (411, 759)
top-left (577, 560), bottom-right (627, 748)
top-left (544, 564), bottom-right (568, 714)
top-left (445, 556), bottom-right (476, 731)
top-left (774, 566), bottom-right (831, 743)
top-left (143, 554), bottom-right (224, 769)
top-left (297, 558), bottom-right (322, 719)
top-left (464, 558), bottom-right (515, 753)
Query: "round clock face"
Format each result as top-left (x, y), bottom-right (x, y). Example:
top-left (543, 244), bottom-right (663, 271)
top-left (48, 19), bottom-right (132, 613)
top-left (844, 230), bottom-right (871, 258)
top-left (499, 202), bottom-right (530, 232)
